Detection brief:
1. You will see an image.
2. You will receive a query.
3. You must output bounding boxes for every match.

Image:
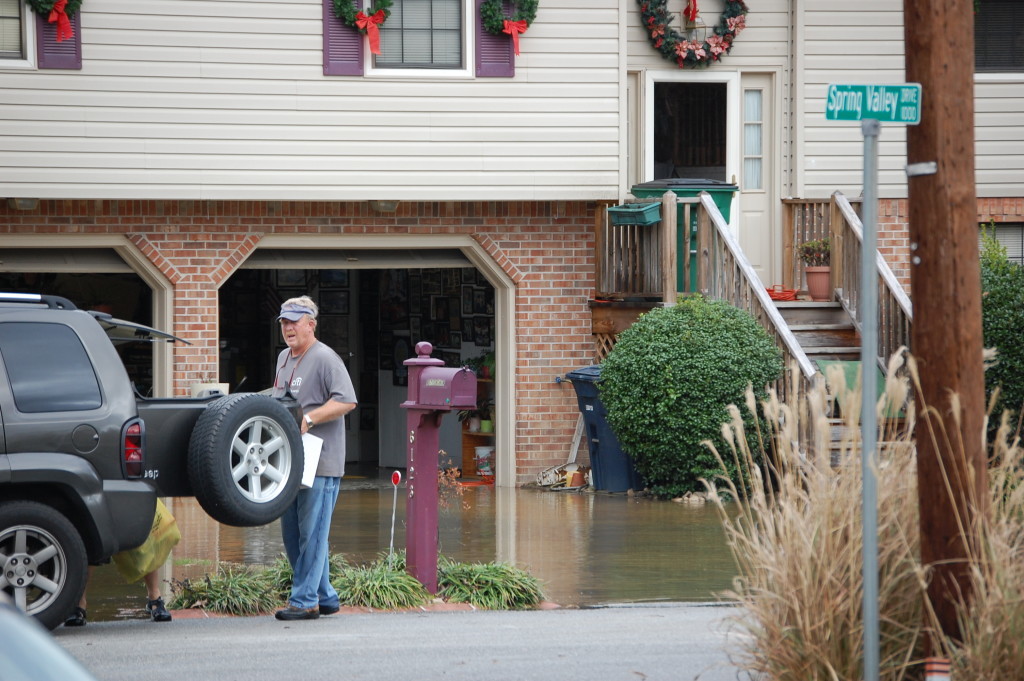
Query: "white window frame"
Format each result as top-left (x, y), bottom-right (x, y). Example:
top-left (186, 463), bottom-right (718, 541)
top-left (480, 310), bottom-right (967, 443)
top-left (365, 0), bottom-right (475, 79)
top-left (0, 0), bottom-right (36, 70)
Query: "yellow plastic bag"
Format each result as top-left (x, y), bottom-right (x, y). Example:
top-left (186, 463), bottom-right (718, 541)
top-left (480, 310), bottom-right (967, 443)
top-left (111, 499), bottom-right (181, 583)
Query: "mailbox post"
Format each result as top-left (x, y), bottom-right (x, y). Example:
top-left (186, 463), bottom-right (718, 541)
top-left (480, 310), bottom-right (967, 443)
top-left (400, 341), bottom-right (477, 592)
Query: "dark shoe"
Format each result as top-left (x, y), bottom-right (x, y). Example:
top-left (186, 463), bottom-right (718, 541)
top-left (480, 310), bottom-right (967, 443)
top-left (64, 606), bottom-right (87, 627)
top-left (319, 603), bottom-right (340, 616)
top-left (147, 598), bottom-right (172, 622)
top-left (275, 605), bottom-right (320, 621)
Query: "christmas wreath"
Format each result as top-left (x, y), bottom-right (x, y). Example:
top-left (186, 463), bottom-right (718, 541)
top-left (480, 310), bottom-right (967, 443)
top-left (481, 0), bottom-right (538, 55)
top-left (332, 0), bottom-right (394, 54)
top-left (27, 0), bottom-right (80, 42)
top-left (638, 0), bottom-right (747, 69)
top-left (26, 0), bottom-right (81, 16)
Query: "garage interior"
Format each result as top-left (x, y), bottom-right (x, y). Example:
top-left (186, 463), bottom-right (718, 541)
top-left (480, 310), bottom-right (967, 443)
top-left (0, 257), bottom-right (496, 476)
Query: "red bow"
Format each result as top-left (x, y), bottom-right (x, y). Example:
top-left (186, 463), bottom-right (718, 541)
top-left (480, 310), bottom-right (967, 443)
top-left (48, 0), bottom-right (74, 43)
top-left (355, 10), bottom-right (386, 55)
top-left (502, 19), bottom-right (528, 56)
top-left (683, 0), bottom-right (698, 23)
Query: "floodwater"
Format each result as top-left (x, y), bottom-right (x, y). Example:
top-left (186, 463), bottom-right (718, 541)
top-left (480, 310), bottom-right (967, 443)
top-left (84, 474), bottom-right (738, 622)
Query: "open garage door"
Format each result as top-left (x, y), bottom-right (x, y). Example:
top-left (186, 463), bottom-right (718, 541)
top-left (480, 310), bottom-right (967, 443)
top-left (223, 248), bottom-right (499, 481)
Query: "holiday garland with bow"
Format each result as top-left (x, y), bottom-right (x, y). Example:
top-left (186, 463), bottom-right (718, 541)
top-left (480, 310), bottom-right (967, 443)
top-left (480, 0), bottom-right (538, 56)
top-left (333, 0), bottom-right (394, 55)
top-left (639, 0), bottom-right (747, 68)
top-left (27, 0), bottom-right (81, 42)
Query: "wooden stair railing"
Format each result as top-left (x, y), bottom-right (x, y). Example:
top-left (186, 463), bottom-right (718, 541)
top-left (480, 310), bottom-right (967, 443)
top-left (829, 191), bottom-right (913, 373)
top-left (693, 192), bottom-right (819, 402)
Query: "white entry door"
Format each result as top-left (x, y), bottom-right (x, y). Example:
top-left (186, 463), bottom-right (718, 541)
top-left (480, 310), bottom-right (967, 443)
top-left (736, 73), bottom-right (778, 286)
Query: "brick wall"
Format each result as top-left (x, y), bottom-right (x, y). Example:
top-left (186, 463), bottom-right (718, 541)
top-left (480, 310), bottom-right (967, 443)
top-left (877, 197), bottom-right (1024, 289)
top-left (0, 199), bottom-right (597, 485)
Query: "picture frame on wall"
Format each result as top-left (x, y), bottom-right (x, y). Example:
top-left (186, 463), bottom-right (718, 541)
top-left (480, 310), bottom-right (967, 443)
top-left (276, 269), bottom-right (306, 288)
top-left (431, 295), bottom-right (449, 321)
top-left (409, 315), bottom-right (422, 340)
top-left (473, 288), bottom-right (486, 315)
top-left (442, 269), bottom-right (461, 295)
top-left (449, 331), bottom-right (462, 348)
top-left (442, 351), bottom-right (461, 367)
top-left (422, 270), bottom-right (442, 295)
top-left (318, 315), bottom-right (349, 350)
top-left (381, 269), bottom-right (409, 330)
top-left (473, 317), bottom-right (490, 347)
top-left (392, 335), bottom-right (411, 386)
top-left (319, 270), bottom-right (349, 288)
top-left (461, 285), bottom-right (474, 315)
top-left (320, 290), bottom-right (350, 315)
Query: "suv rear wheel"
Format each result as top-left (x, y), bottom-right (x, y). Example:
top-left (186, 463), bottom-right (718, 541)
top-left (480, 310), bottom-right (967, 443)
top-left (188, 393), bottom-right (303, 527)
top-left (0, 501), bottom-right (88, 631)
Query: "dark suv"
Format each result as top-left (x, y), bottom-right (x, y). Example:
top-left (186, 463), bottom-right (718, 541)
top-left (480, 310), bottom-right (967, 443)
top-left (0, 293), bottom-right (303, 629)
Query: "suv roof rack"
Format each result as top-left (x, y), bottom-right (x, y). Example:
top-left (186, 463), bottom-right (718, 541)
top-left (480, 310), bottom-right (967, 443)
top-left (0, 293), bottom-right (78, 310)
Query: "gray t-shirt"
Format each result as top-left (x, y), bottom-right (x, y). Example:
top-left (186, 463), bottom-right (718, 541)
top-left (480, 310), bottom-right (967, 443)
top-left (272, 341), bottom-right (357, 478)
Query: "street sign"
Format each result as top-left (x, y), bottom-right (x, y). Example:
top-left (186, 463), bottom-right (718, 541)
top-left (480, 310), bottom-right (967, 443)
top-left (825, 83), bottom-right (922, 124)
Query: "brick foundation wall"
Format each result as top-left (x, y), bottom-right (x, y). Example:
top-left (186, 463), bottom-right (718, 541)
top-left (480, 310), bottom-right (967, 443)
top-left (878, 197), bottom-right (1024, 289)
top-left (0, 199), bottom-right (598, 486)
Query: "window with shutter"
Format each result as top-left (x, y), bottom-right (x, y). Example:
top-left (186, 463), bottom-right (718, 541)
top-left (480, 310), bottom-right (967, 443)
top-left (475, 0), bottom-right (513, 77)
top-left (974, 0), bottom-right (1023, 73)
top-left (322, 0), bottom-right (514, 77)
top-left (324, 0), bottom-right (364, 75)
top-left (35, 3), bottom-right (81, 70)
top-left (0, 0), bottom-right (34, 66)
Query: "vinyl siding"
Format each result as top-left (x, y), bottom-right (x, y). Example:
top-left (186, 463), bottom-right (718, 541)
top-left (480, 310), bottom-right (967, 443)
top-left (798, 2), bottom-right (1024, 199)
top-left (0, 0), bottom-right (621, 201)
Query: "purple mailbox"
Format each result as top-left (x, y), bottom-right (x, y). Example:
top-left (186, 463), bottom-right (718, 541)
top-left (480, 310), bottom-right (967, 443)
top-left (400, 341), bottom-right (477, 592)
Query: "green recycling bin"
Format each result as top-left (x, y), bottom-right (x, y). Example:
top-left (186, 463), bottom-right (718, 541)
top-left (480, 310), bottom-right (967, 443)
top-left (630, 179), bottom-right (738, 291)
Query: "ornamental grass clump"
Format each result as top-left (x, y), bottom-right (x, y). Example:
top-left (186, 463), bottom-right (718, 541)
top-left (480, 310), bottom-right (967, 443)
top-left (704, 354), bottom-right (924, 680)
top-left (704, 351), bottom-right (1024, 681)
top-left (170, 551), bottom-right (544, 615)
top-left (599, 295), bottom-right (783, 497)
top-left (438, 559), bottom-right (544, 610)
top-left (333, 554), bottom-right (432, 610)
top-left (169, 563), bottom-right (282, 617)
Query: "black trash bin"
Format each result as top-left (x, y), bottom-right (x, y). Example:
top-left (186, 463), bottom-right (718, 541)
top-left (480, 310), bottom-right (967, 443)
top-left (566, 366), bottom-right (644, 493)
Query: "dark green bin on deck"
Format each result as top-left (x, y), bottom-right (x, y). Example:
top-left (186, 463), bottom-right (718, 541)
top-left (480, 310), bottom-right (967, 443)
top-left (630, 179), bottom-right (738, 291)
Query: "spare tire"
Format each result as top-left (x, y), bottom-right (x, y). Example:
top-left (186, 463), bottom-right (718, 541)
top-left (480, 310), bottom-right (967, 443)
top-left (187, 393), bottom-right (303, 527)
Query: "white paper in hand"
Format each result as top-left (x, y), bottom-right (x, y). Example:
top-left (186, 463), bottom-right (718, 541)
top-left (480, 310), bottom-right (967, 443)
top-left (300, 433), bottom-right (323, 489)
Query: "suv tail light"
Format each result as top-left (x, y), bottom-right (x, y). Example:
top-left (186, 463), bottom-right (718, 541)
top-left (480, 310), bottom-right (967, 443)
top-left (122, 420), bottom-right (145, 478)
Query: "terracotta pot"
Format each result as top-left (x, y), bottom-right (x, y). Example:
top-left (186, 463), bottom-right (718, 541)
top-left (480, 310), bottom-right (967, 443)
top-left (804, 265), bottom-right (832, 302)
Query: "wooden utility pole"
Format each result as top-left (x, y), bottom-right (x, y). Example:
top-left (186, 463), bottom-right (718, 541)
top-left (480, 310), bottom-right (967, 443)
top-left (903, 0), bottom-right (988, 641)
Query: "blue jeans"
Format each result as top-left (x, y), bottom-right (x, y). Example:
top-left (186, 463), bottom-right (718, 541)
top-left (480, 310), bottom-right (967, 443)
top-left (281, 476), bottom-right (340, 610)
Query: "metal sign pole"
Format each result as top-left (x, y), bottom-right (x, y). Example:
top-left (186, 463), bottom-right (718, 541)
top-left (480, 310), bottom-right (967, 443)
top-left (860, 117), bottom-right (881, 681)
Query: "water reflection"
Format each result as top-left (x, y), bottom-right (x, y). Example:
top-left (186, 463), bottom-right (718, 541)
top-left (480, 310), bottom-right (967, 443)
top-left (84, 483), bottom-right (737, 622)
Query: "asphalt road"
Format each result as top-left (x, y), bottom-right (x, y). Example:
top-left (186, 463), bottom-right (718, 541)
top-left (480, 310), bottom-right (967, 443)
top-left (54, 603), bottom-right (754, 681)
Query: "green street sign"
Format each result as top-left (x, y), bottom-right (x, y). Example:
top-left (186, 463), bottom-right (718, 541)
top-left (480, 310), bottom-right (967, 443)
top-left (825, 83), bottom-right (922, 124)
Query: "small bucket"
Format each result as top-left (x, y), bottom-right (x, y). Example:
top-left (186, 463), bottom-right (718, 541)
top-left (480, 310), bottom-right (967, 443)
top-left (474, 446), bottom-right (495, 476)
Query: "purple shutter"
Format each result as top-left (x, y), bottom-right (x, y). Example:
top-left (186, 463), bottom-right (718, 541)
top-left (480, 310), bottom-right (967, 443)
top-left (475, 0), bottom-right (514, 77)
top-left (35, 9), bottom-right (82, 70)
top-left (323, 0), bottom-right (363, 76)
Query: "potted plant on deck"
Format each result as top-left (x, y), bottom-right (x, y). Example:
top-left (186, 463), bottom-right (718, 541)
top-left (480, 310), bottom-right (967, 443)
top-left (798, 237), bottom-right (832, 302)
top-left (457, 395), bottom-right (493, 433)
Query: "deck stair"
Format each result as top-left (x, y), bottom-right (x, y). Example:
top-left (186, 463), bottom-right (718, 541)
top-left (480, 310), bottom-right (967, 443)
top-left (773, 300), bottom-right (861, 363)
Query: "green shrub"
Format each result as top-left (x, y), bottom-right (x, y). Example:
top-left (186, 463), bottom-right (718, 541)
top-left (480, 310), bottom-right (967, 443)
top-left (599, 296), bottom-right (783, 497)
top-left (980, 228), bottom-right (1024, 426)
top-left (438, 560), bottom-right (544, 610)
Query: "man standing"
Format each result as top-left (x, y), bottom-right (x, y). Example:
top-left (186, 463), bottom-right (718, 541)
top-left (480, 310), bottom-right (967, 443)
top-left (271, 295), bottom-right (357, 621)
